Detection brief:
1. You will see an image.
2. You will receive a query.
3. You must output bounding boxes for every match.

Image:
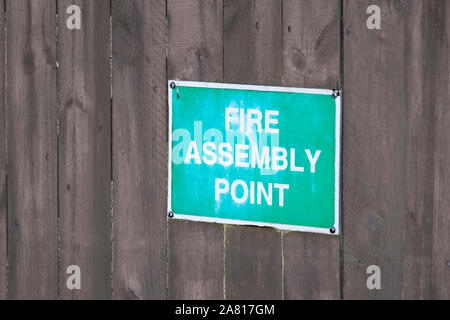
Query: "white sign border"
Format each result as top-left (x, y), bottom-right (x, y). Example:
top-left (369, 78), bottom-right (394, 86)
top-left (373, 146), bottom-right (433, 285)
top-left (167, 80), bottom-right (341, 236)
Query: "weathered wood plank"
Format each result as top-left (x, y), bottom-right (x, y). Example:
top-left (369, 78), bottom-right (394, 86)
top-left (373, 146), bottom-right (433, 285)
top-left (223, 0), bottom-right (282, 299)
top-left (112, 0), bottom-right (167, 299)
top-left (282, 0), bottom-right (340, 89)
top-left (282, 0), bottom-right (341, 300)
top-left (343, 0), bottom-right (450, 299)
top-left (224, 0), bottom-right (281, 86)
top-left (401, 0), bottom-right (450, 299)
top-left (167, 0), bottom-right (224, 300)
top-left (168, 221), bottom-right (223, 299)
top-left (0, 0), bottom-right (6, 300)
top-left (429, 0), bottom-right (450, 300)
top-left (6, 0), bottom-right (58, 299)
top-left (400, 2), bottom-right (433, 299)
top-left (167, 0), bottom-right (223, 82)
top-left (58, 0), bottom-right (111, 299)
top-left (225, 227), bottom-right (282, 299)
top-left (343, 0), bottom-right (407, 300)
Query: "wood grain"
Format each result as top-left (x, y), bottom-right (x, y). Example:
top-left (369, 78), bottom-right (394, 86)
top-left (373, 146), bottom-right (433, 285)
top-left (224, 0), bottom-right (281, 86)
top-left (282, 0), bottom-right (340, 89)
top-left (225, 226), bottom-right (282, 299)
top-left (0, 0), bottom-right (6, 300)
top-left (343, 0), bottom-right (407, 300)
top-left (343, 0), bottom-right (450, 299)
top-left (0, 0), bottom-right (448, 300)
top-left (6, 0), bottom-right (58, 299)
top-left (401, 0), bottom-right (448, 299)
top-left (428, 0), bottom-right (450, 300)
top-left (168, 221), bottom-right (224, 299)
top-left (282, 0), bottom-right (341, 300)
top-left (112, 0), bottom-right (167, 299)
top-left (167, 0), bottom-right (223, 81)
top-left (167, 0), bottom-right (224, 299)
top-left (223, 0), bottom-right (282, 299)
top-left (58, 0), bottom-right (111, 299)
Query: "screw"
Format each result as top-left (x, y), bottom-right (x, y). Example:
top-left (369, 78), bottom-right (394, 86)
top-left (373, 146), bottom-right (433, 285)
top-left (329, 226), bottom-right (336, 234)
top-left (168, 211), bottom-right (174, 218)
top-left (169, 81), bottom-right (176, 89)
top-left (332, 90), bottom-right (340, 99)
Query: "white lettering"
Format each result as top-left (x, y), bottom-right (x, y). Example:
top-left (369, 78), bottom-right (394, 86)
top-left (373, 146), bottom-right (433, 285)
top-left (184, 141), bottom-right (201, 164)
top-left (305, 149), bottom-right (321, 173)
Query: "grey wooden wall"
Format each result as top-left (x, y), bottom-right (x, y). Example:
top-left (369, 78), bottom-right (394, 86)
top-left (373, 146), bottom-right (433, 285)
top-left (0, 0), bottom-right (449, 299)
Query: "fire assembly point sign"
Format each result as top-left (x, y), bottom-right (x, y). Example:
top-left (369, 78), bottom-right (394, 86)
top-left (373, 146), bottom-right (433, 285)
top-left (168, 81), bottom-right (341, 235)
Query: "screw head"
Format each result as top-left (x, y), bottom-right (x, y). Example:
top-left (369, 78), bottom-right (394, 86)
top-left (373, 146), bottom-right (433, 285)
top-left (332, 90), bottom-right (340, 99)
top-left (329, 226), bottom-right (336, 234)
top-left (168, 211), bottom-right (174, 218)
top-left (169, 81), bottom-right (176, 89)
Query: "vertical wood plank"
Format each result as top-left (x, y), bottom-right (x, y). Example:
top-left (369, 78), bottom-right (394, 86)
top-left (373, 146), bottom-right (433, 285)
top-left (58, 0), bottom-right (111, 299)
top-left (112, 0), bottom-right (167, 299)
top-left (6, 0), bottom-right (58, 299)
top-left (430, 0), bottom-right (450, 300)
top-left (224, 0), bottom-right (281, 86)
top-left (399, 2), bottom-right (433, 299)
top-left (282, 0), bottom-right (340, 89)
top-left (168, 221), bottom-right (223, 299)
top-left (343, 0), bottom-right (450, 299)
top-left (0, 0), bottom-right (6, 300)
top-left (343, 0), bottom-right (407, 300)
top-left (282, 0), bottom-right (341, 300)
top-left (223, 0), bottom-right (282, 299)
top-left (402, 1), bottom-right (450, 299)
top-left (167, 0), bottom-right (224, 300)
top-left (225, 227), bottom-right (282, 299)
top-left (167, 0), bottom-right (223, 82)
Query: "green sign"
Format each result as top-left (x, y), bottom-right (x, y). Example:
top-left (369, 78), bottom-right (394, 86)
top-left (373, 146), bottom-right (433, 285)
top-left (168, 81), bottom-right (341, 235)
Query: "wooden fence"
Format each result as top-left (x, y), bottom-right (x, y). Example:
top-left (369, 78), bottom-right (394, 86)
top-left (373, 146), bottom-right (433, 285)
top-left (0, 0), bottom-right (449, 299)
